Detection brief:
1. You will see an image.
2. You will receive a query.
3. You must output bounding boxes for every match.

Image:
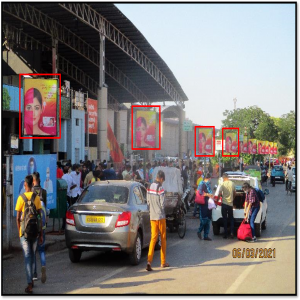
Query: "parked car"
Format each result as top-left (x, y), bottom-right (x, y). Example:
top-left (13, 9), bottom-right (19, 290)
top-left (212, 173), bottom-right (269, 237)
top-left (291, 167), bottom-right (296, 192)
top-left (271, 165), bottom-right (285, 183)
top-left (65, 181), bottom-right (160, 265)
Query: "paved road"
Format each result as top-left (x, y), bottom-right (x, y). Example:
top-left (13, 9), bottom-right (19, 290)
top-left (3, 181), bottom-right (295, 294)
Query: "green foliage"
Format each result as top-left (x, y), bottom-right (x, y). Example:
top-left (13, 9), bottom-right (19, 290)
top-left (277, 111), bottom-right (295, 156)
top-left (3, 87), bottom-right (11, 110)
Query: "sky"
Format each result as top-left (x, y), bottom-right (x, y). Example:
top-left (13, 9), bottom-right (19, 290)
top-left (116, 3), bottom-right (295, 128)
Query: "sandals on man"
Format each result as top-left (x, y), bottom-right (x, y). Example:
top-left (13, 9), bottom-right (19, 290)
top-left (161, 263), bottom-right (170, 268)
top-left (146, 263), bottom-right (153, 271)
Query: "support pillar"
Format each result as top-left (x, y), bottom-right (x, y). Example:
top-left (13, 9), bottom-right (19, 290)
top-left (179, 108), bottom-right (186, 163)
top-left (97, 33), bottom-right (106, 161)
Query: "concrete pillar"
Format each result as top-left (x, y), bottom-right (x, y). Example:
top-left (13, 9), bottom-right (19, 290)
top-left (98, 87), bottom-right (107, 161)
top-left (51, 37), bottom-right (59, 155)
top-left (179, 108), bottom-right (186, 161)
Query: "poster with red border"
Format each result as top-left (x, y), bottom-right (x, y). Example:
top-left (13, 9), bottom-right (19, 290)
top-left (194, 126), bottom-right (215, 157)
top-left (222, 128), bottom-right (239, 157)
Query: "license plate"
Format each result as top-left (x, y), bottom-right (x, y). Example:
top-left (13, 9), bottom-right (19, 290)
top-left (86, 216), bottom-right (105, 223)
top-left (275, 177), bottom-right (280, 179)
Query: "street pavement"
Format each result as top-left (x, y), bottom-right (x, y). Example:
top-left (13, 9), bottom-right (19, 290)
top-left (2, 179), bottom-right (295, 295)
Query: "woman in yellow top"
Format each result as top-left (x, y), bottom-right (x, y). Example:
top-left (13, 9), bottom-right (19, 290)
top-left (15, 175), bottom-right (43, 294)
top-left (90, 170), bottom-right (101, 184)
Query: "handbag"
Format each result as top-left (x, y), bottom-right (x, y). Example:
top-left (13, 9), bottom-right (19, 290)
top-left (208, 197), bottom-right (216, 210)
top-left (195, 190), bottom-right (205, 205)
top-left (237, 220), bottom-right (252, 241)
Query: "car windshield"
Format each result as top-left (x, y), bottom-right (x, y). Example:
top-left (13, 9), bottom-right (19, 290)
top-left (78, 185), bottom-right (129, 204)
top-left (274, 166), bottom-right (283, 171)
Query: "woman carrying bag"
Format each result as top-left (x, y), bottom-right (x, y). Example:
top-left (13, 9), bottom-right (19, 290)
top-left (242, 182), bottom-right (260, 243)
top-left (196, 174), bottom-right (213, 241)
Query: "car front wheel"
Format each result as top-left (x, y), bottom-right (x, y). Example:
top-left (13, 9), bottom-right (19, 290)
top-left (129, 232), bottom-right (142, 265)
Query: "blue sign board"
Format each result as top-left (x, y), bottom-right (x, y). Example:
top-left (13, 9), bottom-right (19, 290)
top-left (13, 154), bottom-right (57, 215)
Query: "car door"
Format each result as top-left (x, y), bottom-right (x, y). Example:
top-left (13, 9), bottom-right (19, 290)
top-left (132, 187), bottom-right (151, 247)
top-left (139, 186), bottom-right (151, 246)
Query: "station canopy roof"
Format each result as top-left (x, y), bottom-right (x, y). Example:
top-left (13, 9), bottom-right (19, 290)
top-left (3, 3), bottom-right (188, 106)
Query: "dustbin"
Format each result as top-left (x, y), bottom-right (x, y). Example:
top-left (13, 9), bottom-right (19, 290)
top-left (49, 179), bottom-right (67, 219)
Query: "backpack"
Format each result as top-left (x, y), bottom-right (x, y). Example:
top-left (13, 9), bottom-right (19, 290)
top-left (254, 188), bottom-right (265, 203)
top-left (20, 193), bottom-right (40, 240)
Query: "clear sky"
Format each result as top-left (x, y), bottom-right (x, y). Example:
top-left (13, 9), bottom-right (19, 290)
top-left (116, 3), bottom-right (295, 128)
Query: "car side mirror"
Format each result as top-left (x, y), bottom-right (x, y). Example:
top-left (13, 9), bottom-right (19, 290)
top-left (264, 189), bottom-right (269, 195)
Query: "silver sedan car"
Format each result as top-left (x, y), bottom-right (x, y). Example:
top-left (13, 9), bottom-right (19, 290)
top-left (65, 181), bottom-right (160, 265)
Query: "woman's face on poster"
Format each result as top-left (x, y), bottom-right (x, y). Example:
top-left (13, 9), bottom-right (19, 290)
top-left (136, 122), bottom-right (147, 141)
top-left (200, 134), bottom-right (206, 145)
top-left (25, 96), bottom-right (42, 126)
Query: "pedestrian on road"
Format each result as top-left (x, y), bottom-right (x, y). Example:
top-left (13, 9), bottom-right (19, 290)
top-left (56, 162), bottom-right (63, 179)
top-left (197, 174), bottom-right (213, 241)
top-left (122, 165), bottom-right (132, 181)
top-left (285, 166), bottom-right (293, 191)
top-left (70, 164), bottom-right (82, 205)
top-left (192, 171), bottom-right (203, 219)
top-left (15, 175), bottom-right (43, 294)
top-left (243, 182), bottom-right (260, 243)
top-left (32, 172), bottom-right (47, 283)
top-left (146, 170), bottom-right (169, 271)
top-left (217, 173), bottom-right (236, 239)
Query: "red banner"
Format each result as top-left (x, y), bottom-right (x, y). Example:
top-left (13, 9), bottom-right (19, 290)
top-left (88, 99), bottom-right (98, 134)
top-left (107, 121), bottom-right (124, 163)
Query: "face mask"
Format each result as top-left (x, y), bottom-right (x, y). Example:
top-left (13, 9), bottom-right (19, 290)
top-left (46, 173), bottom-right (50, 179)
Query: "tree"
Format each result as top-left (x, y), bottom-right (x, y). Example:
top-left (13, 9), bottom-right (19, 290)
top-left (3, 87), bottom-right (11, 110)
top-left (277, 111), bottom-right (295, 156)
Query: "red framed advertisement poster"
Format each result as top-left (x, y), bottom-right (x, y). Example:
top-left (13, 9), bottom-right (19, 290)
top-left (131, 105), bottom-right (161, 150)
top-left (222, 128), bottom-right (239, 157)
top-left (194, 126), bottom-right (215, 157)
top-left (19, 74), bottom-right (61, 139)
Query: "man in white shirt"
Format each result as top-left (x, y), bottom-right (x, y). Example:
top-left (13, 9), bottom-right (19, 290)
top-left (70, 164), bottom-right (82, 205)
top-left (285, 166), bottom-right (293, 191)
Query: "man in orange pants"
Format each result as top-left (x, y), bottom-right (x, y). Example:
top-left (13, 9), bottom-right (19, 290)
top-left (146, 170), bottom-right (169, 271)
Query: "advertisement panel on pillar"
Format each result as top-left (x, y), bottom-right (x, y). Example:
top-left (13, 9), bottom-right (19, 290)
top-left (131, 106), bottom-right (161, 150)
top-left (225, 132), bottom-right (238, 154)
top-left (257, 140), bottom-right (265, 155)
top-left (241, 136), bottom-right (248, 154)
top-left (248, 139), bottom-right (257, 154)
top-left (13, 154), bottom-right (57, 216)
top-left (195, 127), bottom-right (215, 156)
top-left (269, 142), bottom-right (274, 155)
top-left (273, 142), bottom-right (278, 155)
top-left (22, 77), bottom-right (59, 137)
top-left (87, 98), bottom-right (98, 134)
top-left (265, 141), bottom-right (270, 155)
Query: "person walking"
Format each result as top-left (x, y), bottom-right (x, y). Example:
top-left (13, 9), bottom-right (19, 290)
top-left (70, 164), bottom-right (82, 205)
top-left (285, 166), bottom-right (293, 191)
top-left (56, 162), bottom-right (63, 179)
top-left (32, 172), bottom-right (47, 282)
top-left (146, 170), bottom-right (169, 271)
top-left (197, 174), bottom-right (213, 241)
top-left (217, 173), bottom-right (236, 239)
top-left (243, 182), bottom-right (260, 243)
top-left (15, 175), bottom-right (43, 294)
top-left (192, 171), bottom-right (203, 219)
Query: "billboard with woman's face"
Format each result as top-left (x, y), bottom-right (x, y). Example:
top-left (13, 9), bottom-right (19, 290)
top-left (241, 136), bottom-right (248, 154)
top-left (23, 78), bottom-right (58, 136)
top-left (248, 139), bottom-right (257, 154)
top-left (257, 140), bottom-right (265, 155)
top-left (224, 132), bottom-right (238, 154)
top-left (196, 127), bottom-right (214, 155)
top-left (273, 143), bottom-right (278, 155)
top-left (269, 142), bottom-right (274, 155)
top-left (265, 141), bottom-right (270, 154)
top-left (135, 110), bottom-right (156, 148)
